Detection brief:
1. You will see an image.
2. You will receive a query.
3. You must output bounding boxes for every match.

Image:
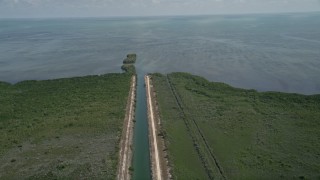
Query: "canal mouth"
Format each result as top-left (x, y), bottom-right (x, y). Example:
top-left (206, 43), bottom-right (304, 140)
top-left (132, 71), bottom-right (152, 180)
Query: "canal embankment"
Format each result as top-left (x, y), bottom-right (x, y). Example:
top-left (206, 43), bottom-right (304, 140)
top-left (117, 75), bottom-right (136, 180)
top-left (146, 75), bottom-right (171, 180)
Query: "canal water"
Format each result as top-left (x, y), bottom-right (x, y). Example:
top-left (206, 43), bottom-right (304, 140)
top-left (132, 71), bottom-right (152, 180)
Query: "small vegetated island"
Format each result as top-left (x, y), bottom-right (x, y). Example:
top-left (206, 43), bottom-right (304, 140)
top-left (0, 54), bottom-right (135, 179)
top-left (150, 72), bottom-right (320, 179)
top-left (121, 54), bottom-right (137, 74)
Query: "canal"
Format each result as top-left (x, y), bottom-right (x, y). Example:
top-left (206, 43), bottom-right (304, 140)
top-left (132, 70), bottom-right (152, 180)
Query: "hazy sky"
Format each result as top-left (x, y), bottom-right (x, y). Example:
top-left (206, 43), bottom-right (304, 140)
top-left (0, 0), bottom-right (320, 18)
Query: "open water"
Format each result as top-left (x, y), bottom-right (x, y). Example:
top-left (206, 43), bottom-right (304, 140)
top-left (1, 12), bottom-right (320, 94)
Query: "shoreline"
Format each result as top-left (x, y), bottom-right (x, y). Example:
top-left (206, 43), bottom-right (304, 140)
top-left (117, 75), bottom-right (136, 180)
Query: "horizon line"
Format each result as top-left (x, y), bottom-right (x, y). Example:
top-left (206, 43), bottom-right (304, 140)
top-left (1, 10), bottom-right (319, 20)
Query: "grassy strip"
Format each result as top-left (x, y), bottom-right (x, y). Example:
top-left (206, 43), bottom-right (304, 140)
top-left (167, 74), bottom-right (225, 180)
top-left (0, 73), bottom-right (131, 179)
top-left (153, 72), bottom-right (320, 179)
top-left (151, 73), bottom-right (209, 179)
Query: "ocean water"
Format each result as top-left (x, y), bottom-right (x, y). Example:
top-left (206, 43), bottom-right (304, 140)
top-left (0, 13), bottom-right (320, 94)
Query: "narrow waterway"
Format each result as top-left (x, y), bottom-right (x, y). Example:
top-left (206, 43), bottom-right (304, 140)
top-left (132, 71), bottom-right (152, 180)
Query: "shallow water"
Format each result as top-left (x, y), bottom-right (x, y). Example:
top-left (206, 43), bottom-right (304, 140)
top-left (1, 13), bottom-right (320, 94)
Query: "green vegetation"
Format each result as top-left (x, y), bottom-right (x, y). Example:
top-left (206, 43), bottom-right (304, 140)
top-left (123, 53), bottom-right (137, 64)
top-left (121, 64), bottom-right (136, 74)
top-left (152, 72), bottom-right (320, 179)
top-left (0, 73), bottom-right (131, 179)
top-left (121, 53), bottom-right (137, 74)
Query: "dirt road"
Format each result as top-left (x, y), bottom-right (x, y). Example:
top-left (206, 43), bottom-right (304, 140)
top-left (117, 75), bottom-right (136, 180)
top-left (146, 75), bottom-right (163, 180)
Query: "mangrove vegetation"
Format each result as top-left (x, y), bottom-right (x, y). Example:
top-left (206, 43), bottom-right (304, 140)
top-left (151, 72), bottom-right (320, 179)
